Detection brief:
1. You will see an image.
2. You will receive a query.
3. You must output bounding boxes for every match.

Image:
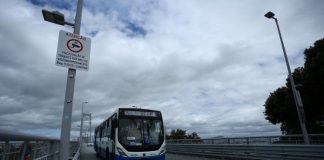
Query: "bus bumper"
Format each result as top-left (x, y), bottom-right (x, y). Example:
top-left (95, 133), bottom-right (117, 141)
top-left (114, 154), bottom-right (165, 160)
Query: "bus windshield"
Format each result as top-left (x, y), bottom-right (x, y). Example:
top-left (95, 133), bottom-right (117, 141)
top-left (118, 118), bottom-right (164, 151)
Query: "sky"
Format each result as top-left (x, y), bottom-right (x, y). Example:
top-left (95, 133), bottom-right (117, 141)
top-left (0, 0), bottom-right (324, 139)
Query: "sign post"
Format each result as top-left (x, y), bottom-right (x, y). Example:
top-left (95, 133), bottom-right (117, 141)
top-left (58, 0), bottom-right (91, 159)
top-left (42, 0), bottom-right (91, 159)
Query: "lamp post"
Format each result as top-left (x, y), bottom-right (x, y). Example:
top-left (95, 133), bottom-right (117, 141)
top-left (89, 113), bottom-right (92, 143)
top-left (42, 0), bottom-right (84, 159)
top-left (264, 11), bottom-right (310, 144)
top-left (80, 102), bottom-right (88, 144)
top-left (80, 101), bottom-right (88, 157)
top-left (84, 113), bottom-right (92, 143)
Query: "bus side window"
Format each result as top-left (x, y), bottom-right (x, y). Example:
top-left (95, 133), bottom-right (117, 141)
top-left (110, 125), bottom-right (115, 140)
top-left (99, 126), bottom-right (103, 138)
top-left (111, 114), bottom-right (117, 140)
top-left (103, 121), bottom-right (107, 137)
top-left (107, 120), bottom-right (111, 137)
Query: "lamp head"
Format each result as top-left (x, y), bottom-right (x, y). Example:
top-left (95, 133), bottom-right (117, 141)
top-left (264, 11), bottom-right (275, 19)
top-left (42, 9), bottom-right (65, 25)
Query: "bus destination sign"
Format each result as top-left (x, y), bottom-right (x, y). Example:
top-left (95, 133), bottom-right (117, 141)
top-left (124, 110), bottom-right (158, 117)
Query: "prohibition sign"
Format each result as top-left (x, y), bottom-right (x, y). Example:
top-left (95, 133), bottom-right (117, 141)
top-left (67, 39), bottom-right (83, 53)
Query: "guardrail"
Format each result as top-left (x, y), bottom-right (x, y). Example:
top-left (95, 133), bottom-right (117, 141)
top-left (167, 134), bottom-right (324, 145)
top-left (0, 130), bottom-right (79, 160)
top-left (71, 146), bottom-right (80, 160)
top-left (167, 134), bottom-right (324, 160)
top-left (167, 144), bottom-right (324, 160)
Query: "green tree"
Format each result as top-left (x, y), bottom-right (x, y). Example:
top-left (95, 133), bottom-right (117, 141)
top-left (167, 129), bottom-right (187, 139)
top-left (187, 132), bottom-right (200, 139)
top-left (264, 38), bottom-right (324, 134)
top-left (167, 129), bottom-right (201, 139)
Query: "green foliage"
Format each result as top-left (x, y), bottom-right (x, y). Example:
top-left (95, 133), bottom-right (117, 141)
top-left (166, 128), bottom-right (201, 139)
top-left (264, 38), bottom-right (324, 134)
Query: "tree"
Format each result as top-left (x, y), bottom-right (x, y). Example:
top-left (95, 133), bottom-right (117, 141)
top-left (167, 129), bottom-right (201, 139)
top-left (264, 38), bottom-right (324, 134)
top-left (167, 129), bottom-right (187, 139)
top-left (187, 132), bottom-right (200, 139)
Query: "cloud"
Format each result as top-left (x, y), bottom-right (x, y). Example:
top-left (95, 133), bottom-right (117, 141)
top-left (1, 0), bottom-right (324, 138)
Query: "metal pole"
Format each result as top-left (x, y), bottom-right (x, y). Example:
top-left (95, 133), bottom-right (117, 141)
top-left (20, 141), bottom-right (28, 160)
top-left (273, 18), bottom-right (310, 144)
top-left (89, 113), bottom-right (92, 143)
top-left (60, 0), bottom-right (84, 159)
top-left (80, 102), bottom-right (85, 157)
top-left (3, 141), bottom-right (9, 160)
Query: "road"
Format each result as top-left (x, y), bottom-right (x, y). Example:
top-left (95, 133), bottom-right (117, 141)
top-left (80, 144), bottom-right (100, 160)
top-left (80, 144), bottom-right (216, 160)
top-left (166, 153), bottom-right (217, 160)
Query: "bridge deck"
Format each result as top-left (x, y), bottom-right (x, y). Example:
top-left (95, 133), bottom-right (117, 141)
top-left (166, 153), bottom-right (217, 160)
top-left (80, 144), bottom-right (100, 160)
top-left (79, 144), bottom-right (216, 160)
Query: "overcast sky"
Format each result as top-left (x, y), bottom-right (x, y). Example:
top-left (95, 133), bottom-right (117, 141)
top-left (1, 0), bottom-right (324, 139)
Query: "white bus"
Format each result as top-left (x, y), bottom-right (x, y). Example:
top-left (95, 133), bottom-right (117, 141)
top-left (94, 108), bottom-right (166, 160)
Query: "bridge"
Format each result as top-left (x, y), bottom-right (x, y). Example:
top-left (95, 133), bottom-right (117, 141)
top-left (1, 131), bottom-right (324, 160)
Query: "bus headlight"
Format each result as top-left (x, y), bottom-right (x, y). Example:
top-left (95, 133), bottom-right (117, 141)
top-left (117, 147), bottom-right (128, 157)
top-left (159, 146), bottom-right (166, 155)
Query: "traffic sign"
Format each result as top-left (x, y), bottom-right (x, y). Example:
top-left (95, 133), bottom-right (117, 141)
top-left (67, 39), bottom-right (83, 52)
top-left (56, 30), bottom-right (91, 71)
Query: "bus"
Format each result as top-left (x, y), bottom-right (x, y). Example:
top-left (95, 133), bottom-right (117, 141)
top-left (94, 108), bottom-right (166, 160)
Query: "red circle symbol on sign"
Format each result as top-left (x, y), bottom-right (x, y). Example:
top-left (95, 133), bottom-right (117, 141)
top-left (67, 39), bottom-right (83, 53)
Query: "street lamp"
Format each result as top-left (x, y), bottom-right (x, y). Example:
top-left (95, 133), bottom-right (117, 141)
top-left (42, 0), bottom-right (84, 159)
top-left (264, 11), bottom-right (310, 144)
top-left (42, 10), bottom-right (74, 26)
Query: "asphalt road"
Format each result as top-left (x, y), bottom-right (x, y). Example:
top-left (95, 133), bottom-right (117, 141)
top-left (166, 153), bottom-right (217, 160)
top-left (80, 144), bottom-right (216, 160)
top-left (80, 144), bottom-right (100, 160)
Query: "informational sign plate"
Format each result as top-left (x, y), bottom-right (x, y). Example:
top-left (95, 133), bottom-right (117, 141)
top-left (56, 30), bottom-right (91, 71)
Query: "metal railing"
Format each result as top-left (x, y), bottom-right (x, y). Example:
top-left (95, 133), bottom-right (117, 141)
top-left (167, 134), bottom-right (324, 145)
top-left (71, 147), bottom-right (80, 160)
top-left (0, 131), bottom-right (79, 160)
top-left (167, 144), bottom-right (324, 160)
top-left (167, 134), bottom-right (324, 160)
